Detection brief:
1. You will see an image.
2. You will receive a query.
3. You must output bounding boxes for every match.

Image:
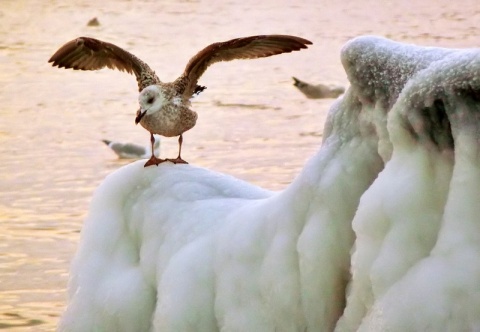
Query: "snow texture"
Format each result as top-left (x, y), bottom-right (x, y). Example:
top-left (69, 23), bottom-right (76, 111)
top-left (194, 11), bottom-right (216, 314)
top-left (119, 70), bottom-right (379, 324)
top-left (58, 36), bottom-right (480, 332)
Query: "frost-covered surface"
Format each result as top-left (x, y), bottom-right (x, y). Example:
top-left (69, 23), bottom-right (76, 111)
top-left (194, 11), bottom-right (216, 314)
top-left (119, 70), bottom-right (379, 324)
top-left (337, 37), bottom-right (480, 332)
top-left (58, 36), bottom-right (480, 332)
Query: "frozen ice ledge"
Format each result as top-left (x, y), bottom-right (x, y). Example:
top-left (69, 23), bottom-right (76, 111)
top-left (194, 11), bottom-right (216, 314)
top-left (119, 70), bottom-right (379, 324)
top-left (58, 36), bottom-right (480, 332)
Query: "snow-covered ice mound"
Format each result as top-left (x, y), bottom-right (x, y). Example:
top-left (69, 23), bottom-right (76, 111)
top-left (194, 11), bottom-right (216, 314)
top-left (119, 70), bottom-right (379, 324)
top-left (337, 37), bottom-right (480, 332)
top-left (59, 36), bottom-right (480, 332)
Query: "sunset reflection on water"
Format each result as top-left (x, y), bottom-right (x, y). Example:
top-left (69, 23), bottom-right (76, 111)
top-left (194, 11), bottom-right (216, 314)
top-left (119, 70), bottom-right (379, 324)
top-left (0, 0), bottom-right (479, 329)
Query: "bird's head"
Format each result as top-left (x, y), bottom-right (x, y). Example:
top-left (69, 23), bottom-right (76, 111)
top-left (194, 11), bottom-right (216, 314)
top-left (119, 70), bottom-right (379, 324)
top-left (135, 85), bottom-right (165, 124)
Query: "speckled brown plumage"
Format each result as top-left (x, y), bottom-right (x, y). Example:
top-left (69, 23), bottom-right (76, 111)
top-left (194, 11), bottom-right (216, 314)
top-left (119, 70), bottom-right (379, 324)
top-left (48, 35), bottom-right (312, 166)
top-left (138, 84), bottom-right (197, 137)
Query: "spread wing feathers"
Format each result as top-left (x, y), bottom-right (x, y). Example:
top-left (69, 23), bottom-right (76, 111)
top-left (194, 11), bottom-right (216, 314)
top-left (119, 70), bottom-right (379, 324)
top-left (180, 35), bottom-right (312, 97)
top-left (48, 37), bottom-right (160, 91)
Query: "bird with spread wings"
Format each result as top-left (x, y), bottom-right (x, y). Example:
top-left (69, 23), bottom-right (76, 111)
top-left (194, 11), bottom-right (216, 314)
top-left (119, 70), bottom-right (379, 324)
top-left (49, 35), bottom-right (312, 166)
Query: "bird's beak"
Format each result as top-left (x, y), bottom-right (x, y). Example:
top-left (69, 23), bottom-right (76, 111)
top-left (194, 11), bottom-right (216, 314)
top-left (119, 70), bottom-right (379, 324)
top-left (135, 108), bottom-right (146, 124)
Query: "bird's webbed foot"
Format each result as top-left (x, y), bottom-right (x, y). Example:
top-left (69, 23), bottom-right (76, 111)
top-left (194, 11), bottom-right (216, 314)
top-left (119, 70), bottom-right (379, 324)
top-left (166, 157), bottom-right (188, 164)
top-left (144, 156), bottom-right (167, 167)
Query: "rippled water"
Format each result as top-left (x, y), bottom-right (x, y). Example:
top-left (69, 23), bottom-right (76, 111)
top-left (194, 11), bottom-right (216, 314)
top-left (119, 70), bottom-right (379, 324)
top-left (0, 0), bottom-right (479, 330)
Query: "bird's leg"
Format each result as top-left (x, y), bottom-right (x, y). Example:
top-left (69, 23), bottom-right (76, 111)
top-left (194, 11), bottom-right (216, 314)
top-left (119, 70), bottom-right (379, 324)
top-left (144, 133), bottom-right (166, 167)
top-left (167, 134), bottom-right (188, 164)
top-left (150, 132), bottom-right (156, 156)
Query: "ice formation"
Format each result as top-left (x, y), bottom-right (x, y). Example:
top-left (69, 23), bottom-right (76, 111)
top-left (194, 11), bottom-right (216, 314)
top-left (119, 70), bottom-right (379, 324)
top-left (58, 36), bottom-right (480, 331)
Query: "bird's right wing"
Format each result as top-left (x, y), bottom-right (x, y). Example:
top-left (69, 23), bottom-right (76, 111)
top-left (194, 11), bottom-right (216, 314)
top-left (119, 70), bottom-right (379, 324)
top-left (180, 35), bottom-right (312, 97)
top-left (48, 37), bottom-right (160, 91)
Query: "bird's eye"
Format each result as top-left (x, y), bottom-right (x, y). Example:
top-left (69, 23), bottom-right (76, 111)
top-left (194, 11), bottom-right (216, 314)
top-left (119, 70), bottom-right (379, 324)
top-left (147, 97), bottom-right (154, 104)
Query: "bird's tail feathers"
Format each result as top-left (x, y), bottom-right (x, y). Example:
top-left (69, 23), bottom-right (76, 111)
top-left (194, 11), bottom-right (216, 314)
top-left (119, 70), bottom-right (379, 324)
top-left (194, 85), bottom-right (207, 95)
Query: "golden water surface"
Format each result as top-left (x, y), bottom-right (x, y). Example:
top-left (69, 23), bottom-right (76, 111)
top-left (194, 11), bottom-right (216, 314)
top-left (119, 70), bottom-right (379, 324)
top-left (0, 0), bottom-right (479, 330)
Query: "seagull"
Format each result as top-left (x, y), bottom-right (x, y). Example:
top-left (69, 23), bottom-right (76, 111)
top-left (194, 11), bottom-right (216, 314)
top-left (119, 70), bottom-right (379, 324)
top-left (102, 135), bottom-right (160, 159)
top-left (48, 35), bottom-right (312, 166)
top-left (292, 77), bottom-right (345, 99)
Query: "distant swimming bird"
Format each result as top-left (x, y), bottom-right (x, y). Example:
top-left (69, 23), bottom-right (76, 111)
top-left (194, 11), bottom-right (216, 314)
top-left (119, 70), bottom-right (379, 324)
top-left (48, 35), bottom-right (312, 166)
top-left (292, 77), bottom-right (345, 99)
top-left (102, 135), bottom-right (160, 159)
top-left (86, 17), bottom-right (100, 27)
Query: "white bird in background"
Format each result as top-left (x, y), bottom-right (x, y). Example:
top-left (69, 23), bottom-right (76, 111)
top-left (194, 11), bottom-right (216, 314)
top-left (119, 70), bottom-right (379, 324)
top-left (102, 135), bottom-right (160, 160)
top-left (292, 76), bottom-right (345, 99)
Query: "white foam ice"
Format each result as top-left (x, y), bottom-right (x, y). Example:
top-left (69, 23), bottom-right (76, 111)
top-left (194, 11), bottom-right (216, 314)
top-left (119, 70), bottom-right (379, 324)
top-left (338, 38), bottom-right (480, 332)
top-left (58, 36), bottom-right (480, 332)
